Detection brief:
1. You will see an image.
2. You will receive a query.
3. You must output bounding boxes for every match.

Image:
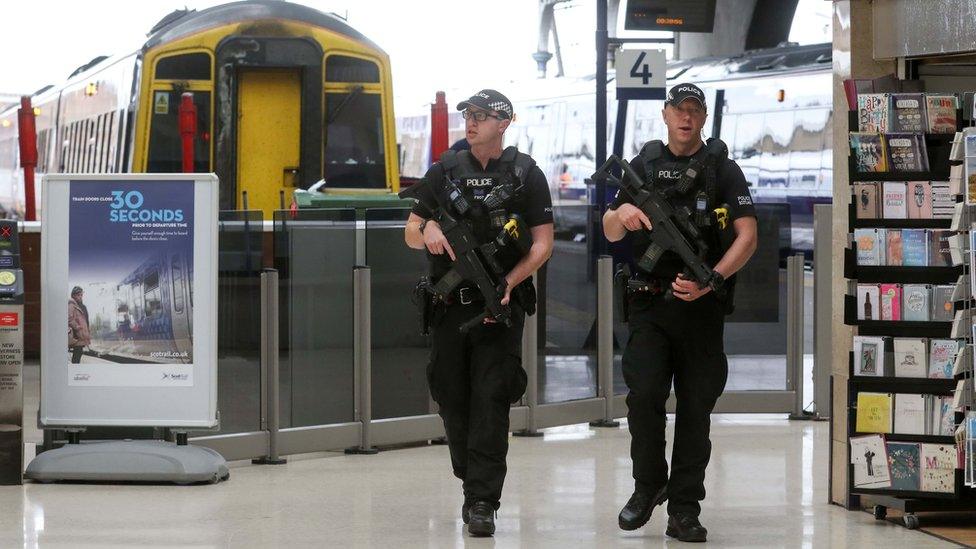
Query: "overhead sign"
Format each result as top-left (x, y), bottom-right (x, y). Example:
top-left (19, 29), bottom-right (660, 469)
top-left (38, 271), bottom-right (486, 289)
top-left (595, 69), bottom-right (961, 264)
top-left (41, 174), bottom-right (219, 428)
top-left (624, 0), bottom-right (717, 33)
top-left (615, 49), bottom-right (667, 101)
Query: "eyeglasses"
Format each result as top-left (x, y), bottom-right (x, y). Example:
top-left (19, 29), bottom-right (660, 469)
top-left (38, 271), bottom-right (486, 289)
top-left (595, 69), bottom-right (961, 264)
top-left (670, 104), bottom-right (706, 118)
top-left (462, 110), bottom-right (504, 122)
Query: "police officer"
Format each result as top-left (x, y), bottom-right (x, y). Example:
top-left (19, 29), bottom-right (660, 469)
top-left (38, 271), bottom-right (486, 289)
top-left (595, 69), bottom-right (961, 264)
top-left (603, 83), bottom-right (758, 542)
top-left (403, 89), bottom-right (554, 537)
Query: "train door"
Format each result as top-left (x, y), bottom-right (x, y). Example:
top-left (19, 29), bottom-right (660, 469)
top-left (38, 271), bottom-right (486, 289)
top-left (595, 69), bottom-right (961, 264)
top-left (236, 69), bottom-right (302, 218)
top-left (213, 37), bottom-right (324, 214)
top-left (169, 253), bottom-right (192, 361)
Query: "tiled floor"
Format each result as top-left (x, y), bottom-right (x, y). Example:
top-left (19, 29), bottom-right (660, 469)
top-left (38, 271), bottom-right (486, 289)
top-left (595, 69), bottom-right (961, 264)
top-left (2, 415), bottom-right (954, 548)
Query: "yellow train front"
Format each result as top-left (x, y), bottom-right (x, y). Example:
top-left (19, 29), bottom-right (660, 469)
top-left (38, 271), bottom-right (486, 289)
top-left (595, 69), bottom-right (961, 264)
top-left (0, 0), bottom-right (400, 219)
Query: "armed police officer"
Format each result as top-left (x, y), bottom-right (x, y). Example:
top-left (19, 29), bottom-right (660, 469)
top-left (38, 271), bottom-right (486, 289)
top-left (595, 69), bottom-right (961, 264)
top-left (603, 83), bottom-right (758, 542)
top-left (402, 89), bottom-right (554, 537)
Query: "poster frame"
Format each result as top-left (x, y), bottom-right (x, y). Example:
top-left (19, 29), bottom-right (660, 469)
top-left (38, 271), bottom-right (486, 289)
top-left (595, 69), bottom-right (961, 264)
top-left (40, 173), bottom-right (218, 428)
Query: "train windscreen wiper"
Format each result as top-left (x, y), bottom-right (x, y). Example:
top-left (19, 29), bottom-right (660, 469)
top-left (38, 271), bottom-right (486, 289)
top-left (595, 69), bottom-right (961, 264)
top-left (327, 85), bottom-right (364, 125)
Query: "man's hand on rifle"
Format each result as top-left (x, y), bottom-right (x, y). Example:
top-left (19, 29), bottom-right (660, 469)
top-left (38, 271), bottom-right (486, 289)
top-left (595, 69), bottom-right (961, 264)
top-left (616, 203), bottom-right (653, 232)
top-left (500, 276), bottom-right (513, 306)
top-left (483, 276), bottom-right (514, 324)
top-left (423, 221), bottom-right (456, 261)
top-left (671, 272), bottom-right (711, 302)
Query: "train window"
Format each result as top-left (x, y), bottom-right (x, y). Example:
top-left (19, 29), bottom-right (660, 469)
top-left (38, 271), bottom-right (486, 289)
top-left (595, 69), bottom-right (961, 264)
top-left (171, 255), bottom-right (184, 314)
top-left (758, 111), bottom-right (794, 188)
top-left (36, 129), bottom-right (50, 173)
top-left (116, 286), bottom-right (133, 331)
top-left (732, 113), bottom-right (763, 186)
top-left (718, 113), bottom-right (737, 152)
top-left (147, 91), bottom-right (210, 173)
top-left (144, 271), bottom-right (162, 318)
top-left (155, 53), bottom-right (211, 81)
top-left (820, 110), bottom-right (833, 190)
top-left (324, 92), bottom-right (385, 188)
top-left (789, 109), bottom-right (829, 189)
top-left (325, 55), bottom-right (379, 83)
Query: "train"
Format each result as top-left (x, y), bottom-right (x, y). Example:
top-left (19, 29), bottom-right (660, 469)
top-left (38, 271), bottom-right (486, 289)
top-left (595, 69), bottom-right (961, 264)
top-left (397, 42), bottom-right (833, 254)
top-left (87, 251), bottom-right (193, 364)
top-left (0, 0), bottom-right (400, 220)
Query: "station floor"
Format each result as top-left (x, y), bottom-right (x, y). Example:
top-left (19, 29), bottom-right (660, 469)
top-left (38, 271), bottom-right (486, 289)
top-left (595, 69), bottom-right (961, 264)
top-left (0, 415), bottom-right (956, 548)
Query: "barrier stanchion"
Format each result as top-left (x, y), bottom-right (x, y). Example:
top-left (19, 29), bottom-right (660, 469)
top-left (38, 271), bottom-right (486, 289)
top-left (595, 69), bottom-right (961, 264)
top-left (591, 256), bottom-right (620, 427)
top-left (347, 266), bottom-right (378, 454)
top-left (254, 269), bottom-right (286, 464)
top-left (514, 275), bottom-right (543, 437)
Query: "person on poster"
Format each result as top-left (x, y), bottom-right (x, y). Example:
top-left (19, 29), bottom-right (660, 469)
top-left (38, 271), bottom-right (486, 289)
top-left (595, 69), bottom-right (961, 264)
top-left (68, 286), bottom-right (91, 364)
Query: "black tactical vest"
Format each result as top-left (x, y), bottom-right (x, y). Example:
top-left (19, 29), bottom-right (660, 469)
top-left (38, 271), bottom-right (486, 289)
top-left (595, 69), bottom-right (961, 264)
top-left (638, 138), bottom-right (727, 219)
top-left (429, 146), bottom-right (536, 279)
top-left (635, 137), bottom-right (738, 313)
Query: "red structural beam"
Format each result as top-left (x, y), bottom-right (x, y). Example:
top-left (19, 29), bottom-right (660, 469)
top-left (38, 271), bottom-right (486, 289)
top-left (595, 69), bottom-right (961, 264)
top-left (430, 91), bottom-right (448, 165)
top-left (17, 96), bottom-right (37, 221)
top-left (179, 92), bottom-right (197, 173)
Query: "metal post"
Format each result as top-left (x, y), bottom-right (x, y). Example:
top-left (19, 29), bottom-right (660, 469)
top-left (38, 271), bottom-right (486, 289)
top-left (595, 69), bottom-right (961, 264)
top-left (514, 275), bottom-right (543, 437)
top-left (788, 254), bottom-right (812, 420)
top-left (812, 204), bottom-right (832, 419)
top-left (591, 256), bottom-right (620, 427)
top-left (253, 269), bottom-right (286, 464)
top-left (595, 0), bottom-right (609, 257)
top-left (347, 266), bottom-right (378, 454)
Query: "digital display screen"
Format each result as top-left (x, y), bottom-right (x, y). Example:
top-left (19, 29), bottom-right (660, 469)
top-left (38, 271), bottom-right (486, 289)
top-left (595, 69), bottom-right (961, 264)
top-left (624, 0), bottom-right (717, 33)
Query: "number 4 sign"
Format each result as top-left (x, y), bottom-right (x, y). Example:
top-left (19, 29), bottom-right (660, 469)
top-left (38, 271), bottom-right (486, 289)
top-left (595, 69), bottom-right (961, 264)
top-left (615, 49), bottom-right (667, 100)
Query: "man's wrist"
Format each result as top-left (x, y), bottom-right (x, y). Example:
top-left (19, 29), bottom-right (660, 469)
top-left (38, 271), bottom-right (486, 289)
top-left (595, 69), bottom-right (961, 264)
top-left (708, 270), bottom-right (726, 292)
top-left (418, 219), bottom-right (429, 235)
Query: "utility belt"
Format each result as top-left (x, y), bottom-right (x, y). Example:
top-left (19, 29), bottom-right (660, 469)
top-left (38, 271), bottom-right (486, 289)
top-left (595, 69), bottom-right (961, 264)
top-left (446, 286), bottom-right (484, 306)
top-left (412, 277), bottom-right (536, 335)
top-left (625, 276), bottom-right (670, 296)
top-left (615, 266), bottom-right (672, 323)
top-left (614, 264), bottom-right (738, 320)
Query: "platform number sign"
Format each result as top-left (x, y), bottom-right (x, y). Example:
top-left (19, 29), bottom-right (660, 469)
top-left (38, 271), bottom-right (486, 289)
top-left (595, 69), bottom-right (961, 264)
top-left (616, 49), bottom-right (666, 101)
top-left (630, 52), bottom-right (653, 84)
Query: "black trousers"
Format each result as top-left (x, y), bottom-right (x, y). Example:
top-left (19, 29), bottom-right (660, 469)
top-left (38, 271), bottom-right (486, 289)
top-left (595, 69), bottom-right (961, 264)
top-left (622, 291), bottom-right (728, 517)
top-left (428, 302), bottom-right (527, 510)
top-left (70, 346), bottom-right (84, 364)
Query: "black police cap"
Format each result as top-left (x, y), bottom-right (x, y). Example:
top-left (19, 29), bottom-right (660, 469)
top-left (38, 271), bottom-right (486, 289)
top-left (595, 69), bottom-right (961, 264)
top-left (456, 89), bottom-right (514, 120)
top-left (665, 83), bottom-right (706, 110)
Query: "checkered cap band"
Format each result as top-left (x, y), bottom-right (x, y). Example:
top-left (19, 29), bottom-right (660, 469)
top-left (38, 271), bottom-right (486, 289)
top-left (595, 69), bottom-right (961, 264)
top-left (488, 101), bottom-right (513, 117)
top-left (457, 89), bottom-right (514, 119)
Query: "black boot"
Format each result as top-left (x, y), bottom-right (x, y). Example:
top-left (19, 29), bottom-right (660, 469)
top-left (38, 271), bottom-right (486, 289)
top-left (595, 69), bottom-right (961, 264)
top-left (462, 501), bottom-right (471, 524)
top-left (618, 486), bottom-right (668, 531)
top-left (467, 501), bottom-right (496, 537)
top-left (666, 513), bottom-right (707, 542)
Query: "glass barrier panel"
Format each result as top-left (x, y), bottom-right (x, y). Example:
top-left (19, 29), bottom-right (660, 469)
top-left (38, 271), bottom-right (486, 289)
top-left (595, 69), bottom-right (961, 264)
top-left (274, 209), bottom-right (357, 428)
top-left (610, 203), bottom-right (793, 394)
top-left (539, 205), bottom-right (599, 403)
top-left (192, 210), bottom-right (264, 437)
top-left (365, 208), bottom-right (432, 419)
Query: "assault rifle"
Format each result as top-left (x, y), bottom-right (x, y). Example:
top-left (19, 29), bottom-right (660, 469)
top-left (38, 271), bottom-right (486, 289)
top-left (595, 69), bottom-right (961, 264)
top-left (399, 179), bottom-right (525, 333)
top-left (594, 155), bottom-right (726, 297)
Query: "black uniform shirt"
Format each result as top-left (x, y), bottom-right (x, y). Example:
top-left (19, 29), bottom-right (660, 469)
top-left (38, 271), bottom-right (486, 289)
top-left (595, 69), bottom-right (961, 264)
top-left (411, 154), bottom-right (553, 279)
top-left (608, 143), bottom-right (756, 279)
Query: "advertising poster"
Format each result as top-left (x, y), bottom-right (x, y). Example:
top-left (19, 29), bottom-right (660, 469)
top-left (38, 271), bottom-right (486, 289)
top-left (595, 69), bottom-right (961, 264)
top-left (68, 180), bottom-right (194, 387)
